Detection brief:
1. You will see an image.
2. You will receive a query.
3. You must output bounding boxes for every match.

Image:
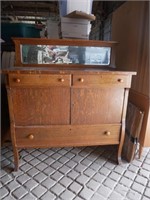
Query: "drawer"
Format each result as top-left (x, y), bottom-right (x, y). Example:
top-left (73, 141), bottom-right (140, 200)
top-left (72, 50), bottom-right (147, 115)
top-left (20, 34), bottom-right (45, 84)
top-left (72, 74), bottom-right (131, 88)
top-left (8, 74), bottom-right (71, 87)
top-left (15, 124), bottom-right (120, 147)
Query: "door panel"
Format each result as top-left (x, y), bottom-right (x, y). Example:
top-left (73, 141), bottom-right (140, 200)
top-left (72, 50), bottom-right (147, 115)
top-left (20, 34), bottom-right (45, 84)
top-left (71, 88), bottom-right (124, 124)
top-left (11, 87), bottom-right (70, 125)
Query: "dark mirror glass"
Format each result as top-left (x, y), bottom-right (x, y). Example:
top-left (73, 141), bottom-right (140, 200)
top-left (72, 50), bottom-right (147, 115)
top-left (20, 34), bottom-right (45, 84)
top-left (21, 45), bottom-right (111, 65)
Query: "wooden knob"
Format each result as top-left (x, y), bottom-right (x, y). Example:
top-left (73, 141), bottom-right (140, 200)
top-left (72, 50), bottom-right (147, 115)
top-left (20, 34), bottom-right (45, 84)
top-left (28, 134), bottom-right (34, 140)
top-left (118, 79), bottom-right (123, 83)
top-left (15, 78), bottom-right (21, 83)
top-left (59, 78), bottom-right (64, 82)
top-left (105, 131), bottom-right (111, 136)
top-left (79, 78), bottom-right (84, 82)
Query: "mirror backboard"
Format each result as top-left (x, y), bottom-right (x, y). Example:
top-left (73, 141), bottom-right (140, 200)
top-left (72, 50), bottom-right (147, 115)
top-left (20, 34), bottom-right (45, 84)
top-left (13, 38), bottom-right (117, 67)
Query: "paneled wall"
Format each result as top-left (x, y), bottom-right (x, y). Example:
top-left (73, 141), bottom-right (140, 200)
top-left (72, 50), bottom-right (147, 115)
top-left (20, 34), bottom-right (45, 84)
top-left (111, 1), bottom-right (150, 147)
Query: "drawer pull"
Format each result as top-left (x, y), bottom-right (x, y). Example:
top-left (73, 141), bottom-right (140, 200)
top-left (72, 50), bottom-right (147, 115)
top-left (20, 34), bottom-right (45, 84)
top-left (104, 131), bottom-right (111, 136)
top-left (118, 79), bottom-right (124, 83)
top-left (79, 78), bottom-right (84, 82)
top-left (28, 134), bottom-right (34, 140)
top-left (15, 78), bottom-right (21, 83)
top-left (59, 78), bottom-right (65, 82)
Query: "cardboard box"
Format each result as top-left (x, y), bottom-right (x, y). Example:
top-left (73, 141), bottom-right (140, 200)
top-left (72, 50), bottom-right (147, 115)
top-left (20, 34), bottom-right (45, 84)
top-left (61, 17), bottom-right (91, 24)
top-left (61, 22), bottom-right (91, 35)
top-left (62, 31), bottom-right (89, 39)
top-left (47, 20), bottom-right (59, 38)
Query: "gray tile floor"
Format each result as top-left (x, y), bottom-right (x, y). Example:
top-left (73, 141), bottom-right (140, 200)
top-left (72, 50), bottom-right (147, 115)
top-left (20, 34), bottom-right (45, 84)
top-left (1, 145), bottom-right (150, 200)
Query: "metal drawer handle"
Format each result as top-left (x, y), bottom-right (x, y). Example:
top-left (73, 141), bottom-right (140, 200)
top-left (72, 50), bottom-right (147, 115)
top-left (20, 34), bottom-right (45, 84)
top-left (79, 78), bottom-right (84, 82)
top-left (118, 79), bottom-right (124, 83)
top-left (15, 78), bottom-right (21, 83)
top-left (104, 131), bottom-right (111, 136)
top-left (28, 134), bottom-right (34, 140)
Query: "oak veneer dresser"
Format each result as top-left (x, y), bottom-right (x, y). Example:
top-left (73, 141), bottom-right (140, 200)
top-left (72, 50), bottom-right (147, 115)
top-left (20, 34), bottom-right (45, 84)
top-left (3, 38), bottom-right (136, 170)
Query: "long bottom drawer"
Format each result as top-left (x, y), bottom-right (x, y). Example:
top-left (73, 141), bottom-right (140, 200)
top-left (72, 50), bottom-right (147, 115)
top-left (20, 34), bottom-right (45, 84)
top-left (15, 124), bottom-right (121, 148)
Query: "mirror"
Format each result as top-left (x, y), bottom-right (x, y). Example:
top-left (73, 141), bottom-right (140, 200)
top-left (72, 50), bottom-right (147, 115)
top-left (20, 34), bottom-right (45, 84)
top-left (21, 45), bottom-right (111, 65)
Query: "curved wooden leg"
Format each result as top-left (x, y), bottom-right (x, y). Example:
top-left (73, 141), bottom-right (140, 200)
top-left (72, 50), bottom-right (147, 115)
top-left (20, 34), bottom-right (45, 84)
top-left (117, 124), bottom-right (125, 165)
top-left (117, 151), bottom-right (122, 165)
top-left (139, 144), bottom-right (143, 159)
top-left (10, 124), bottom-right (19, 171)
top-left (13, 146), bottom-right (19, 171)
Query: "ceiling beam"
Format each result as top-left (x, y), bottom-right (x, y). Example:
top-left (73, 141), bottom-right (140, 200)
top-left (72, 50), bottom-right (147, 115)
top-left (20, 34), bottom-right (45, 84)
top-left (1, 1), bottom-right (59, 17)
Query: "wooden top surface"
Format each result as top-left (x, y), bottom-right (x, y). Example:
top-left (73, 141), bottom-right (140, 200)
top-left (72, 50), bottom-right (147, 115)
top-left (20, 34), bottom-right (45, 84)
top-left (2, 67), bottom-right (136, 75)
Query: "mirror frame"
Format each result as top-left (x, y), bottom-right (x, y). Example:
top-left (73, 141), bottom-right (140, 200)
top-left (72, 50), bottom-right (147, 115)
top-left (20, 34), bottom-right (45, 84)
top-left (12, 38), bottom-right (118, 68)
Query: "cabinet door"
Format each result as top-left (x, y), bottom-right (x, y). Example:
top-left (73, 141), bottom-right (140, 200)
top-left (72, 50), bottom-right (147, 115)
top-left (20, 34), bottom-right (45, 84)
top-left (71, 88), bottom-right (124, 124)
top-left (9, 74), bottom-right (71, 126)
top-left (11, 87), bottom-right (70, 126)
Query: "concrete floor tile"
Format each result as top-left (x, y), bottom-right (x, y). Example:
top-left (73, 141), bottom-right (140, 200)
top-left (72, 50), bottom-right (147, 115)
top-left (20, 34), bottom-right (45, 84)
top-left (51, 171), bottom-right (64, 181)
top-left (92, 172), bottom-right (106, 183)
top-left (142, 196), bottom-right (150, 200)
top-left (127, 190), bottom-right (142, 200)
top-left (114, 183), bottom-right (129, 196)
top-left (97, 184), bottom-right (112, 197)
top-left (0, 187), bottom-right (9, 199)
top-left (109, 191), bottom-right (124, 200)
top-left (76, 174), bottom-right (90, 185)
top-left (20, 193), bottom-right (37, 200)
top-left (12, 186), bottom-right (28, 199)
top-left (33, 172), bottom-right (47, 183)
top-left (31, 185), bottom-right (47, 198)
top-left (1, 146), bottom-right (150, 200)
top-left (59, 176), bottom-right (73, 188)
top-left (60, 189), bottom-right (76, 200)
top-left (6, 180), bottom-right (20, 191)
top-left (69, 181), bottom-right (83, 194)
top-left (79, 187), bottom-right (94, 200)
top-left (144, 187), bottom-right (150, 198)
top-left (91, 193), bottom-right (107, 200)
top-left (59, 165), bottom-right (71, 174)
top-left (119, 176), bottom-right (133, 188)
top-left (41, 177), bottom-right (56, 189)
top-left (86, 179), bottom-right (100, 191)
top-left (51, 183), bottom-right (65, 196)
top-left (16, 174), bottom-right (31, 184)
top-left (67, 170), bottom-right (80, 180)
top-left (26, 168), bottom-right (39, 177)
top-left (24, 179), bottom-right (38, 191)
top-left (83, 168), bottom-right (96, 177)
top-left (40, 191), bottom-right (56, 200)
top-left (135, 175), bottom-right (148, 186)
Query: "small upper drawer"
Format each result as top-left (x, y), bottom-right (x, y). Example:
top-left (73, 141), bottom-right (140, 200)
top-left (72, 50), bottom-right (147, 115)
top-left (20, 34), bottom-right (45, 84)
top-left (72, 74), bottom-right (131, 88)
top-left (8, 74), bottom-right (71, 87)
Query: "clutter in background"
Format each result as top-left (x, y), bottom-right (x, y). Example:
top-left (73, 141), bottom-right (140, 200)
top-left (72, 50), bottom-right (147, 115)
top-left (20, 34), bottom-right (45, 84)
top-left (58, 0), bottom-right (95, 40)
top-left (1, 1), bottom-right (96, 41)
top-left (46, 19), bottom-right (60, 39)
top-left (1, 22), bottom-right (42, 43)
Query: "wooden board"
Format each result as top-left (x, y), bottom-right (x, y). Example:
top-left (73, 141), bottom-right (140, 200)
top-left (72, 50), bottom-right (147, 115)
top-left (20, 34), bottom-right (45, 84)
top-left (65, 10), bottom-right (96, 21)
top-left (122, 102), bottom-right (144, 162)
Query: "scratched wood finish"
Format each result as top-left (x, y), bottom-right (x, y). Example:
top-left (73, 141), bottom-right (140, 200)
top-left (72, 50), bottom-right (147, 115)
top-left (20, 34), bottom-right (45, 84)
top-left (11, 87), bottom-right (70, 125)
top-left (15, 124), bottom-right (120, 147)
top-left (71, 88), bottom-right (124, 124)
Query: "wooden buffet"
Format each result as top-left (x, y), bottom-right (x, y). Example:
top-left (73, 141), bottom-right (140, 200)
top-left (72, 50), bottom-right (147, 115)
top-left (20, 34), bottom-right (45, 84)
top-left (3, 38), bottom-right (136, 170)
